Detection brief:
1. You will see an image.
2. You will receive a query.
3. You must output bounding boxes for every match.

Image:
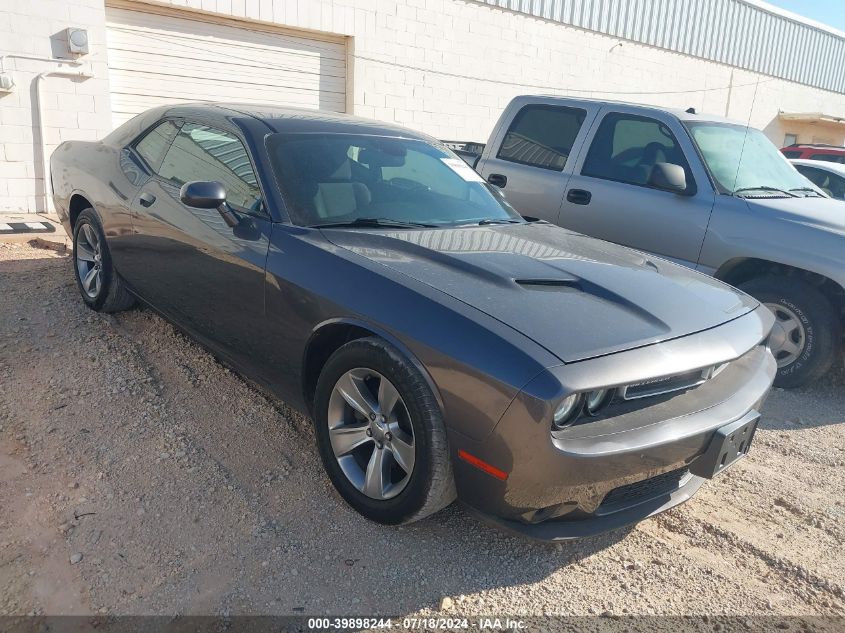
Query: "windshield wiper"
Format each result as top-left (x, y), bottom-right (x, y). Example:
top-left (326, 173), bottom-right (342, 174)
top-left (476, 218), bottom-right (524, 225)
top-left (789, 187), bottom-right (824, 197)
top-left (313, 217), bottom-right (438, 229)
top-left (733, 186), bottom-right (798, 198)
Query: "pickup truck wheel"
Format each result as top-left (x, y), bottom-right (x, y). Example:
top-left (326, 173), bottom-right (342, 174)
top-left (739, 276), bottom-right (840, 388)
top-left (313, 337), bottom-right (456, 525)
top-left (73, 209), bottom-right (135, 313)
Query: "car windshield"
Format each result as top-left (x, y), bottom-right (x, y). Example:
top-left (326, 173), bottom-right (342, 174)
top-left (685, 122), bottom-right (813, 195)
top-left (266, 133), bottom-right (522, 227)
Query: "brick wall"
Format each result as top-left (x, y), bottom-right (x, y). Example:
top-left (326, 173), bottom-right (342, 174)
top-left (2, 0), bottom-right (845, 213)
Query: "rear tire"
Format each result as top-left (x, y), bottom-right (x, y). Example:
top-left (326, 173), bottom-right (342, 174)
top-left (740, 276), bottom-right (840, 388)
top-left (72, 209), bottom-right (135, 313)
top-left (313, 337), bottom-right (455, 524)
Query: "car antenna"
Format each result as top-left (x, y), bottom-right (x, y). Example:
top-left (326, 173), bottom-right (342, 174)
top-left (685, 107), bottom-right (696, 114)
top-left (730, 78), bottom-right (762, 193)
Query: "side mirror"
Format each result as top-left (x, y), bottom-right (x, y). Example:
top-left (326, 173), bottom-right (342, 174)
top-left (649, 162), bottom-right (688, 193)
top-left (179, 180), bottom-right (240, 228)
top-left (180, 180), bottom-right (226, 209)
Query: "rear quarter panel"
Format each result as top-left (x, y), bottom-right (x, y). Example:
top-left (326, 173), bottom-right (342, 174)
top-left (50, 140), bottom-right (142, 270)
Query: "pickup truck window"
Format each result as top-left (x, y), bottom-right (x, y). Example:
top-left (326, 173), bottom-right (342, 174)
top-left (686, 122), bottom-right (810, 195)
top-left (497, 105), bottom-right (586, 171)
top-left (134, 120), bottom-right (180, 172)
top-left (582, 112), bottom-right (692, 189)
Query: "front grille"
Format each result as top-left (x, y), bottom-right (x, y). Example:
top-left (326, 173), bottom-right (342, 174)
top-left (598, 467), bottom-right (691, 513)
top-left (620, 362), bottom-right (730, 401)
top-left (622, 370), bottom-right (706, 400)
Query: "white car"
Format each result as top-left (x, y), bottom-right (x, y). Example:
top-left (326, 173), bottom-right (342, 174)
top-left (790, 159), bottom-right (845, 200)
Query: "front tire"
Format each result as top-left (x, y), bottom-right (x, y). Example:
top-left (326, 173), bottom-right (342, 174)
top-left (313, 337), bottom-right (456, 524)
top-left (72, 208), bottom-right (135, 313)
top-left (740, 276), bottom-right (841, 388)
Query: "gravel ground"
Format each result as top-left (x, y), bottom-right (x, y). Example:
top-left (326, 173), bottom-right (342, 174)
top-left (1, 241), bottom-right (844, 622)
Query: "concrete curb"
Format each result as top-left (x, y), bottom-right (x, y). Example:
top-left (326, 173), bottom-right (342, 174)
top-left (0, 214), bottom-right (69, 248)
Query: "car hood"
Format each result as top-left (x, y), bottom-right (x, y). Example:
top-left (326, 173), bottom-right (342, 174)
top-left (745, 196), bottom-right (845, 235)
top-left (322, 223), bottom-right (758, 363)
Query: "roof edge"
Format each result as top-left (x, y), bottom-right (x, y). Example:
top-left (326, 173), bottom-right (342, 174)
top-left (742, 0), bottom-right (845, 40)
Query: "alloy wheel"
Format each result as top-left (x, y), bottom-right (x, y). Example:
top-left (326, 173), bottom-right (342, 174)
top-left (75, 223), bottom-right (103, 299)
top-left (764, 302), bottom-right (806, 368)
top-left (327, 368), bottom-right (416, 500)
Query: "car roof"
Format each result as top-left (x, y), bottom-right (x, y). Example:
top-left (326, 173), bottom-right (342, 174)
top-left (786, 144), bottom-right (845, 151)
top-left (162, 102), bottom-right (436, 141)
top-left (790, 159), bottom-right (845, 176)
top-left (519, 94), bottom-right (742, 125)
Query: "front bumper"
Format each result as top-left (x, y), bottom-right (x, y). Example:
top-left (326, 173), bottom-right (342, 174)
top-left (451, 309), bottom-right (776, 541)
top-left (466, 470), bottom-right (706, 541)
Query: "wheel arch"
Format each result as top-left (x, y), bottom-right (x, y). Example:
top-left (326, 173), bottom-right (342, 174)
top-left (301, 318), bottom-right (446, 417)
top-left (715, 257), bottom-right (845, 319)
top-left (68, 191), bottom-right (97, 231)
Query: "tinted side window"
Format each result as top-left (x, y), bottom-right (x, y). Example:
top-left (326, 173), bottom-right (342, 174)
top-left (781, 150), bottom-right (802, 158)
top-left (797, 166), bottom-right (845, 199)
top-left (134, 120), bottom-right (180, 172)
top-left (497, 105), bottom-right (587, 171)
top-left (831, 173), bottom-right (845, 199)
top-left (795, 166), bottom-right (826, 187)
top-left (582, 112), bottom-right (692, 189)
top-left (159, 123), bottom-right (263, 213)
top-left (810, 153), bottom-right (845, 163)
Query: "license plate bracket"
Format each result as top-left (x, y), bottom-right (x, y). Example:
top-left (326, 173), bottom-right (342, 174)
top-left (690, 412), bottom-right (759, 479)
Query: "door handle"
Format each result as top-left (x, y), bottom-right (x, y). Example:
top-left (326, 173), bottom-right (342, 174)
top-left (487, 173), bottom-right (507, 188)
top-left (138, 191), bottom-right (156, 207)
top-left (566, 188), bottom-right (592, 205)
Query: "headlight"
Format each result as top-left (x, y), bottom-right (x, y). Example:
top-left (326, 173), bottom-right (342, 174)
top-left (553, 394), bottom-right (583, 429)
top-left (585, 388), bottom-right (613, 415)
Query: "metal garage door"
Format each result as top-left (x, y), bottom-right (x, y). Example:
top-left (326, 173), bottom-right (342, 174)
top-left (105, 3), bottom-right (347, 128)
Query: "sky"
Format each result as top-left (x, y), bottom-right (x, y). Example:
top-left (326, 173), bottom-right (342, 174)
top-left (762, 0), bottom-right (845, 33)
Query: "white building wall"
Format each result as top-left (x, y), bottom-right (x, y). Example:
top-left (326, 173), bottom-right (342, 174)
top-left (0, 0), bottom-right (113, 213)
top-left (2, 0), bottom-right (845, 213)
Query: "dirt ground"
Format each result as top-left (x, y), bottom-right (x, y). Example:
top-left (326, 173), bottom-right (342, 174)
top-left (1, 241), bottom-right (844, 622)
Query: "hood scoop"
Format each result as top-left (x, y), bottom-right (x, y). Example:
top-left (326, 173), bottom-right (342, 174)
top-left (516, 277), bottom-right (581, 290)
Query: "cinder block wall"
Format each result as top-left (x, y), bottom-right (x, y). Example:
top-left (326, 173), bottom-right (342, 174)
top-left (0, 0), bottom-right (112, 213)
top-left (2, 0), bottom-right (845, 213)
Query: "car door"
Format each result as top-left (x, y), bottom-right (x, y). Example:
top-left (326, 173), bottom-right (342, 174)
top-left (118, 117), bottom-right (183, 293)
top-left (477, 100), bottom-right (600, 222)
top-left (556, 107), bottom-right (716, 267)
top-left (127, 120), bottom-right (273, 373)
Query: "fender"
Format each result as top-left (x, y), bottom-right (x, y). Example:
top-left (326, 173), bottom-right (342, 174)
top-left (302, 316), bottom-right (447, 417)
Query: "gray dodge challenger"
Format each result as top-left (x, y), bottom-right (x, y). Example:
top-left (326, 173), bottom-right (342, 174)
top-left (50, 104), bottom-right (776, 540)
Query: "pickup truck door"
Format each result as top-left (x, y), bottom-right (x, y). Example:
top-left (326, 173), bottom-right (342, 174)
top-left (556, 106), bottom-right (716, 268)
top-left (477, 98), bottom-right (600, 222)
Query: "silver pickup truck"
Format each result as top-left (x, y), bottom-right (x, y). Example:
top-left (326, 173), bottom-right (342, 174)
top-left (458, 95), bottom-right (843, 388)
